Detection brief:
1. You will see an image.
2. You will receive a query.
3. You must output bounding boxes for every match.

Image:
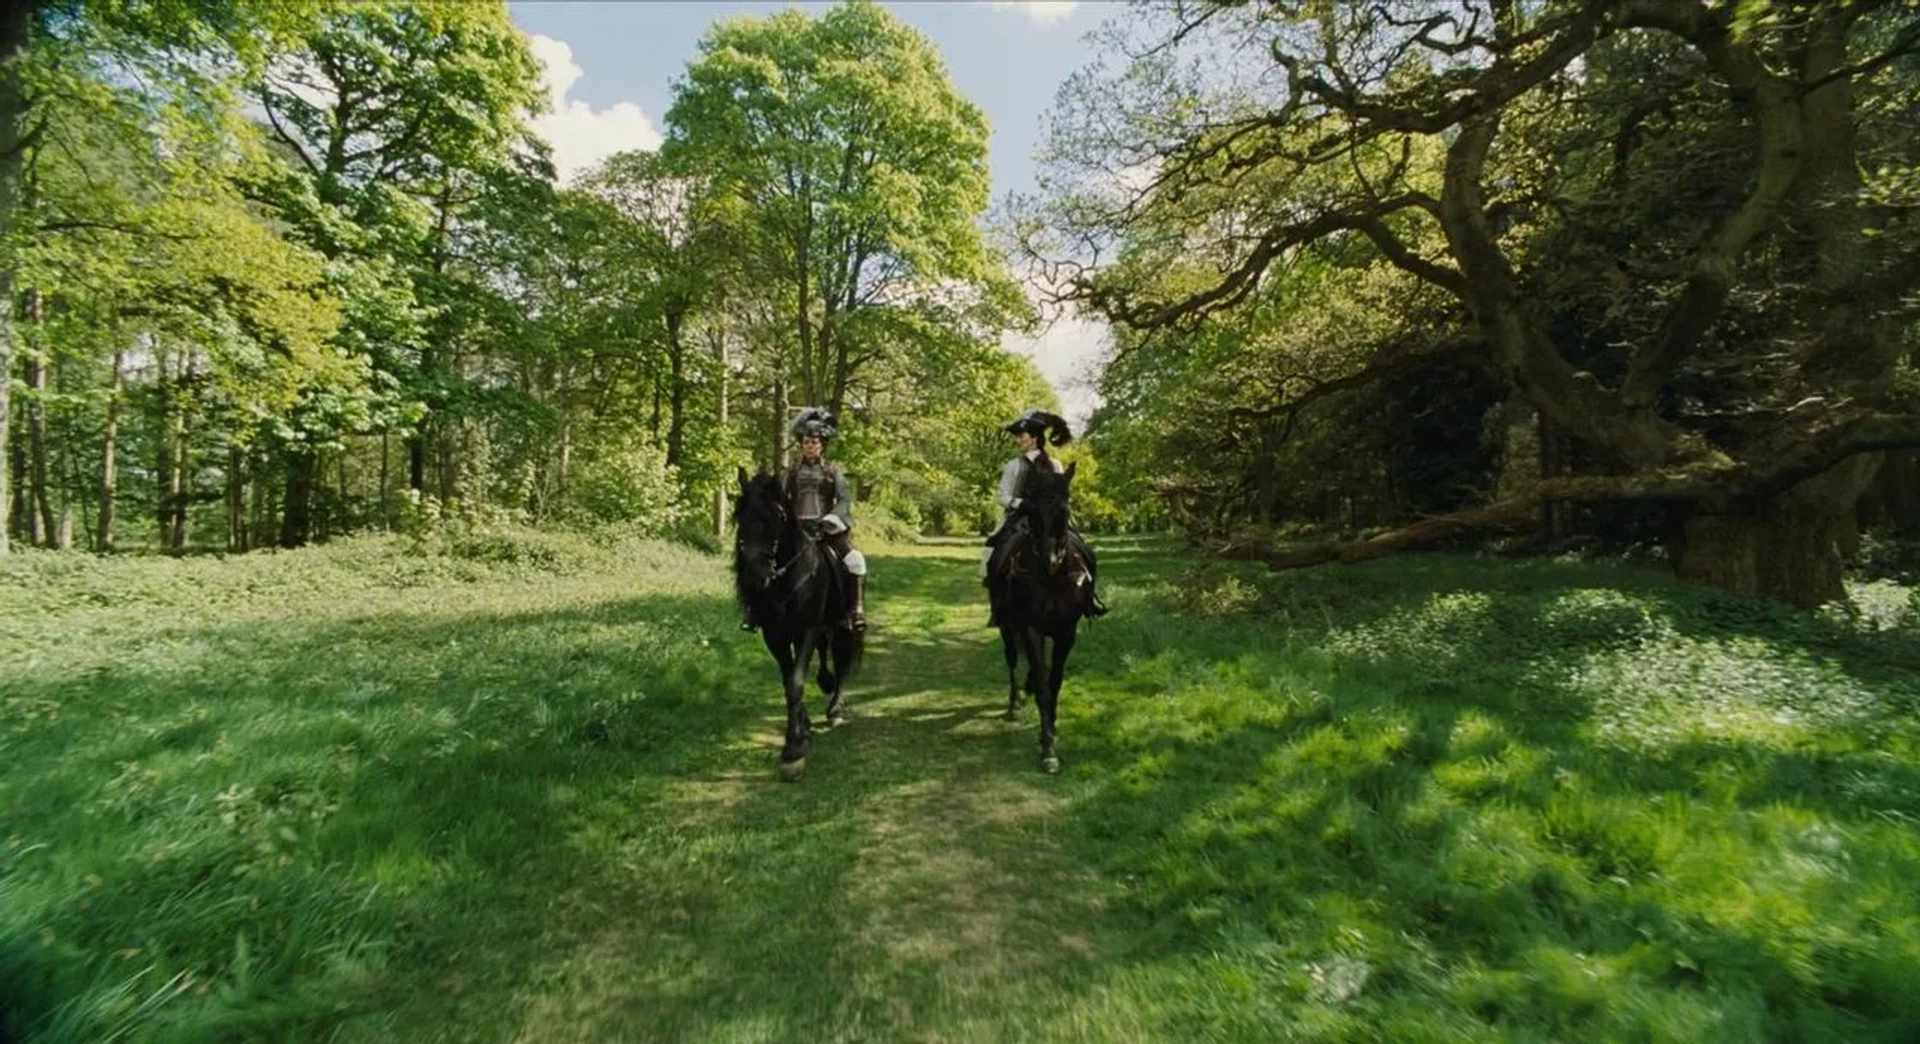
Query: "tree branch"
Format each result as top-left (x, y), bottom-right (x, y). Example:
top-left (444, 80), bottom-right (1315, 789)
top-left (1802, 13), bottom-right (1920, 93)
top-left (257, 90), bottom-right (320, 178)
top-left (1279, 2), bottom-right (1613, 136)
top-left (1083, 191), bottom-right (1448, 329)
top-left (1620, 5), bottom-right (1801, 408)
top-left (32, 217), bottom-right (195, 240)
top-left (1224, 339), bottom-right (1484, 426)
top-left (1214, 408), bottom-right (1920, 571)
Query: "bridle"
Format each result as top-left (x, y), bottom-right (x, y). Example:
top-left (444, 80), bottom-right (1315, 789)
top-left (1009, 490), bottom-right (1071, 576)
top-left (739, 491), bottom-right (811, 595)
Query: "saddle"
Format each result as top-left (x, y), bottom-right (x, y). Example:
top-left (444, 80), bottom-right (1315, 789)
top-left (987, 521), bottom-right (1093, 586)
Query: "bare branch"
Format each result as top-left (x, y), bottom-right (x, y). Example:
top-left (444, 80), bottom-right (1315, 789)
top-left (257, 88), bottom-right (320, 177)
top-left (1802, 11), bottom-right (1920, 92)
top-left (1082, 191), bottom-right (1448, 329)
top-left (1224, 338), bottom-right (1484, 429)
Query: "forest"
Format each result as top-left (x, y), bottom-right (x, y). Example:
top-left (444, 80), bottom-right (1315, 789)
top-left (4, 1), bottom-right (1920, 1041)
top-left (5, 0), bottom-right (1912, 609)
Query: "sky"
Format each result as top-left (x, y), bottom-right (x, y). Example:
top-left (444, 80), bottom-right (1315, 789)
top-left (505, 0), bottom-right (1123, 425)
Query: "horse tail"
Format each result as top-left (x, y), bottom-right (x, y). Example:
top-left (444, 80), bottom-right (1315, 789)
top-left (813, 629), bottom-right (863, 693)
top-left (834, 626), bottom-right (863, 687)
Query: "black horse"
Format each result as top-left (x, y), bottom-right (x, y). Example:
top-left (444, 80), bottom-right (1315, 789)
top-left (733, 467), bottom-right (864, 781)
top-left (988, 460), bottom-right (1098, 773)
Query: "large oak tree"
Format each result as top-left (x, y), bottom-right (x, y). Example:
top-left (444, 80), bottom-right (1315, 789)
top-left (1028, 0), bottom-right (1920, 606)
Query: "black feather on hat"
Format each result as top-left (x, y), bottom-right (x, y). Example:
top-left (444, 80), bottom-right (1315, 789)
top-left (790, 406), bottom-right (837, 440)
top-left (1003, 409), bottom-right (1072, 447)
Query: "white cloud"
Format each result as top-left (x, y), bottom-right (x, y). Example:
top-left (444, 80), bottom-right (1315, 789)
top-left (1000, 304), bottom-right (1109, 429)
top-left (527, 34), bottom-right (662, 185)
top-left (988, 1), bottom-right (1080, 28)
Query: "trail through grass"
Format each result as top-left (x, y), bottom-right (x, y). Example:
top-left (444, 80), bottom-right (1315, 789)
top-left (3, 533), bottom-right (1919, 1041)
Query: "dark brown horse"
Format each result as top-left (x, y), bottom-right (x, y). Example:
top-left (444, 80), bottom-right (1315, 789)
top-left (733, 467), bottom-right (863, 781)
top-left (988, 460), bottom-right (1098, 773)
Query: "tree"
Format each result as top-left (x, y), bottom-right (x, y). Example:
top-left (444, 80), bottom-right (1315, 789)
top-left (248, 0), bottom-right (545, 544)
top-left (0, 0), bottom-right (327, 551)
top-left (664, 0), bottom-right (1027, 432)
top-left (2, 0), bottom-right (342, 551)
top-left (1030, 0), bottom-right (1920, 606)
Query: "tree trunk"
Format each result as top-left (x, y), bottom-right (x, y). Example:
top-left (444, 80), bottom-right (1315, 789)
top-left (280, 448), bottom-right (317, 548)
top-left (165, 399), bottom-right (190, 551)
top-left (1254, 423), bottom-right (1279, 524)
top-left (315, 448), bottom-right (329, 541)
top-left (665, 310), bottom-right (687, 469)
top-left (24, 331), bottom-right (52, 546)
top-left (437, 422), bottom-right (455, 502)
top-left (714, 323), bottom-right (729, 539)
top-left (649, 370), bottom-right (662, 446)
top-left (378, 429), bottom-right (390, 529)
top-left (97, 347), bottom-right (121, 550)
top-left (1539, 412), bottom-right (1570, 539)
top-left (252, 454), bottom-right (271, 549)
top-left (53, 345), bottom-right (76, 550)
top-left (1674, 457), bottom-right (1877, 608)
top-left (556, 415), bottom-right (572, 502)
top-left (772, 377), bottom-right (789, 469)
top-left (226, 444), bottom-right (247, 552)
top-left (1877, 450), bottom-right (1919, 538)
top-left (827, 326), bottom-right (850, 424)
top-left (0, 0), bottom-right (32, 556)
top-left (408, 428), bottom-right (426, 492)
top-left (155, 350), bottom-right (174, 548)
top-left (8, 437), bottom-right (26, 544)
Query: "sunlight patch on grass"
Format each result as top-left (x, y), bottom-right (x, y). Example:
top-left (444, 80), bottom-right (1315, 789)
top-left (1574, 634), bottom-right (1896, 751)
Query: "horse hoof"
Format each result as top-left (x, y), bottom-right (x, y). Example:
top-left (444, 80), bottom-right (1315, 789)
top-left (1040, 755), bottom-right (1061, 775)
top-left (1003, 707), bottom-right (1021, 722)
top-left (778, 758), bottom-right (807, 782)
top-left (828, 712), bottom-right (849, 729)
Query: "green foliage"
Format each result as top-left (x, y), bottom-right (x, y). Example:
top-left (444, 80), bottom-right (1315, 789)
top-left (665, 0), bottom-right (1031, 439)
top-left (5, 0), bottom-right (1052, 556)
top-left (563, 432), bottom-right (687, 534)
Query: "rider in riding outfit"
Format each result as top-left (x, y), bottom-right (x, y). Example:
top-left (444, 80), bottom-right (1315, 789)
top-left (982, 409), bottom-right (1108, 625)
top-left (741, 406), bottom-right (868, 633)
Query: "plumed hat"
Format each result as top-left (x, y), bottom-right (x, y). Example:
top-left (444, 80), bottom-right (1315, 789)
top-left (790, 406), bottom-right (837, 440)
top-left (1003, 408), bottom-right (1073, 447)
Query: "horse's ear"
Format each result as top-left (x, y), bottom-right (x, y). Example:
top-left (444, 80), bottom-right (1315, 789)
top-left (737, 466), bottom-right (750, 488)
top-left (1064, 460), bottom-right (1077, 482)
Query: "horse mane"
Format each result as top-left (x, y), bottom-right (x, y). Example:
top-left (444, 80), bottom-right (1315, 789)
top-left (733, 470), bottom-right (787, 609)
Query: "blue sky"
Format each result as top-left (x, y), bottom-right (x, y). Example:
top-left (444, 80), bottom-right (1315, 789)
top-left (505, 0), bottom-right (1120, 422)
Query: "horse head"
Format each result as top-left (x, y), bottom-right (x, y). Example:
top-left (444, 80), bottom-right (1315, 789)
top-left (1017, 460), bottom-right (1076, 575)
top-left (734, 466), bottom-right (792, 595)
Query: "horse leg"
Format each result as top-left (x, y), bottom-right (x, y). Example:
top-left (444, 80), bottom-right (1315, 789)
top-left (1018, 626), bottom-right (1058, 773)
top-left (1001, 626), bottom-right (1023, 720)
top-left (1048, 624), bottom-right (1077, 706)
top-left (1040, 624), bottom-right (1076, 773)
top-left (823, 628), bottom-right (853, 729)
top-left (774, 629), bottom-right (817, 781)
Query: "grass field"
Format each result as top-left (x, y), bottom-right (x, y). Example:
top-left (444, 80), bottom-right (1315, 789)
top-left (3, 531), bottom-right (1919, 1042)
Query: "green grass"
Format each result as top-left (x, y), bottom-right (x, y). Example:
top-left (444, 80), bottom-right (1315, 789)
top-left (3, 533), bottom-right (1918, 1041)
